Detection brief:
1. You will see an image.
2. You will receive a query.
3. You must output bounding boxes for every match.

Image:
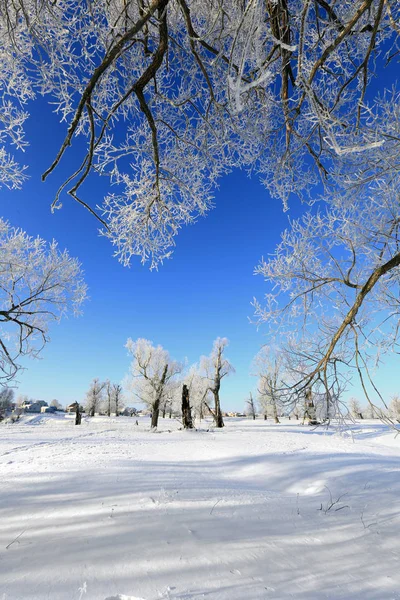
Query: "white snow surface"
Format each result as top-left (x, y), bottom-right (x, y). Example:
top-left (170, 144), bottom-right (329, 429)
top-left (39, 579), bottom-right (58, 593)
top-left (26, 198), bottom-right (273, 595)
top-left (1, 415), bottom-right (399, 599)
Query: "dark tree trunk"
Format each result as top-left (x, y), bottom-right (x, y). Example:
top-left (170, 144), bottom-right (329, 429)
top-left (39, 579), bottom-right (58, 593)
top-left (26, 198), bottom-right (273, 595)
top-left (151, 402), bottom-right (160, 428)
top-left (264, 414), bottom-right (267, 420)
top-left (181, 384), bottom-right (193, 429)
top-left (162, 406), bottom-right (166, 418)
top-left (213, 389), bottom-right (224, 428)
top-left (151, 364), bottom-right (168, 429)
top-left (75, 405), bottom-right (81, 425)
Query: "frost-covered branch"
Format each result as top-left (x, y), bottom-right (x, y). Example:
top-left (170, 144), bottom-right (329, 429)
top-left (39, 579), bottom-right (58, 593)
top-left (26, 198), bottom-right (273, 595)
top-left (0, 219), bottom-right (87, 385)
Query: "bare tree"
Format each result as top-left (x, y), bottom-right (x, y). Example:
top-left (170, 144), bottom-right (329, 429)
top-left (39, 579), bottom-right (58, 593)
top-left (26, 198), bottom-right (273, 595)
top-left (253, 348), bottom-right (283, 424)
top-left (185, 363), bottom-right (208, 422)
top-left (126, 338), bottom-right (181, 428)
top-left (201, 338), bottom-right (234, 428)
top-left (85, 378), bottom-right (106, 417)
top-left (0, 219), bottom-right (87, 386)
top-left (112, 383), bottom-right (123, 416)
top-left (104, 382), bottom-right (124, 416)
top-left (246, 393), bottom-right (257, 420)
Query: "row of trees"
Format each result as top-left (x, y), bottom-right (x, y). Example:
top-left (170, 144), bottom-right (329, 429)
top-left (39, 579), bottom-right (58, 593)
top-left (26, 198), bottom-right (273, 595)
top-left (85, 380), bottom-right (124, 417)
top-left (125, 336), bottom-right (234, 429)
top-left (246, 391), bottom-right (400, 424)
top-left (82, 340), bottom-right (398, 429)
top-left (247, 346), bottom-right (400, 425)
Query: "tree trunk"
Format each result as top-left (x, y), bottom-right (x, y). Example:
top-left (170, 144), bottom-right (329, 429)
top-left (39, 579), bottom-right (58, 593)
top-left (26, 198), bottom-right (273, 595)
top-left (181, 384), bottom-right (193, 429)
top-left (272, 397), bottom-right (280, 424)
top-left (213, 389), bottom-right (224, 428)
top-left (151, 401), bottom-right (160, 428)
top-left (151, 363), bottom-right (168, 429)
top-left (75, 405), bottom-right (81, 425)
top-left (264, 413), bottom-right (267, 420)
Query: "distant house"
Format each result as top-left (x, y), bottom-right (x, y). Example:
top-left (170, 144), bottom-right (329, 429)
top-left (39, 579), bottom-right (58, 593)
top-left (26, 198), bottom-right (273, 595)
top-left (21, 400), bottom-right (48, 414)
top-left (23, 403), bottom-right (41, 413)
top-left (41, 406), bottom-right (56, 413)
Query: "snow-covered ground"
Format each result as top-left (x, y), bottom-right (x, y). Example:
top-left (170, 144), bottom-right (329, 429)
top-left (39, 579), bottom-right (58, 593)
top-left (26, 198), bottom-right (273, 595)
top-left (1, 415), bottom-right (399, 600)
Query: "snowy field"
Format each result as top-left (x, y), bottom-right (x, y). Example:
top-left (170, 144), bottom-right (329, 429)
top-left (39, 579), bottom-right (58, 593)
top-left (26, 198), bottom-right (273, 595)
top-left (1, 416), bottom-right (399, 600)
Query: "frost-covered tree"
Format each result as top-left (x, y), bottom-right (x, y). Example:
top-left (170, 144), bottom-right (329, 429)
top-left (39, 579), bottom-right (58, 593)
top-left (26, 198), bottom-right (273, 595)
top-left (126, 338), bottom-right (181, 428)
top-left (254, 95), bottom-right (400, 427)
top-left (85, 378), bottom-right (106, 417)
top-left (0, 1), bottom-right (397, 266)
top-left (363, 403), bottom-right (377, 419)
top-left (0, 219), bottom-right (87, 386)
top-left (253, 347), bottom-right (284, 424)
top-left (184, 363), bottom-right (209, 421)
top-left (389, 396), bottom-right (400, 423)
top-left (105, 381), bottom-right (113, 417)
top-left (245, 393), bottom-right (257, 420)
top-left (349, 398), bottom-right (363, 420)
top-left (112, 383), bottom-right (124, 416)
top-left (200, 337), bottom-right (234, 428)
top-left (0, 387), bottom-right (14, 411)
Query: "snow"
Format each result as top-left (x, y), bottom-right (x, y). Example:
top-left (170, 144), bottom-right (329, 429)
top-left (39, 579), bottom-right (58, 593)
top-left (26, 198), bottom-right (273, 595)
top-left (1, 416), bottom-right (399, 599)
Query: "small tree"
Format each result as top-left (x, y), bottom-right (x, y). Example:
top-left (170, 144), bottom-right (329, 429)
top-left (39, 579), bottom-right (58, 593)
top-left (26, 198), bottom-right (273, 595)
top-left (349, 398), bottom-right (363, 420)
top-left (253, 347), bottom-right (283, 424)
top-left (85, 378), bottom-right (106, 417)
top-left (126, 338), bottom-right (181, 429)
top-left (246, 393), bottom-right (257, 420)
top-left (112, 383), bottom-right (123, 416)
top-left (363, 403), bottom-right (377, 420)
top-left (200, 338), bottom-right (234, 428)
top-left (389, 396), bottom-right (400, 423)
top-left (0, 387), bottom-right (14, 412)
top-left (185, 364), bottom-right (208, 422)
top-left (105, 381), bottom-right (113, 417)
top-left (50, 399), bottom-right (62, 410)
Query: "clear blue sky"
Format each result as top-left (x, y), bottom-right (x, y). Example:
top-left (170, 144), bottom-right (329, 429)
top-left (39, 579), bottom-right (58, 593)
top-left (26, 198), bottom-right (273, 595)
top-left (1, 97), bottom-right (398, 410)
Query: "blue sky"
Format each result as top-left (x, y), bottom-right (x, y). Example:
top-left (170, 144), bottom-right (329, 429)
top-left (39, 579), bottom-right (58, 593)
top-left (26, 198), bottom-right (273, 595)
top-left (1, 96), bottom-right (398, 411)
